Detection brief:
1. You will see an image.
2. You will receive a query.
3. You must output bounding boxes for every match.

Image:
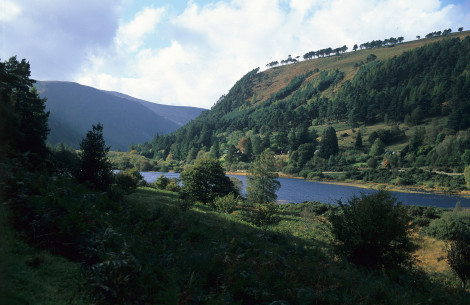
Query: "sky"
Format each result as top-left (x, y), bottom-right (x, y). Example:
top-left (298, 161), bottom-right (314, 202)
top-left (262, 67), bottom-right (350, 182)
top-left (1, 0), bottom-right (469, 109)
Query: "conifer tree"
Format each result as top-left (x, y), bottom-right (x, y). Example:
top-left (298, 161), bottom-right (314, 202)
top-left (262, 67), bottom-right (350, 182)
top-left (77, 123), bottom-right (112, 191)
top-left (246, 149), bottom-right (280, 204)
top-left (319, 127), bottom-right (339, 158)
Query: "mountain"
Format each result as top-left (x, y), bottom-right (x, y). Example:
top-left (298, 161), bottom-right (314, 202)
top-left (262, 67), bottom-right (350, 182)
top-left (132, 31), bottom-right (470, 177)
top-left (36, 81), bottom-right (206, 151)
top-left (105, 91), bottom-right (206, 127)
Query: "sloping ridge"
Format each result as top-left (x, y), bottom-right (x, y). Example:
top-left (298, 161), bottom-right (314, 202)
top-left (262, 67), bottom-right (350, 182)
top-left (105, 91), bottom-right (206, 126)
top-left (36, 81), bottom-right (201, 151)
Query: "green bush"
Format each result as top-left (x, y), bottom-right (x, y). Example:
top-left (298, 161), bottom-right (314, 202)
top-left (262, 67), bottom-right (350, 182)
top-left (329, 191), bottom-right (412, 270)
top-left (114, 170), bottom-right (139, 194)
top-left (154, 175), bottom-right (171, 190)
top-left (245, 202), bottom-right (281, 230)
top-left (212, 193), bottom-right (239, 213)
top-left (425, 211), bottom-right (470, 240)
top-left (165, 178), bottom-right (180, 192)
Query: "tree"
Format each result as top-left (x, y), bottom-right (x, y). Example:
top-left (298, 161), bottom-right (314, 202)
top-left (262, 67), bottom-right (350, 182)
top-left (225, 144), bottom-right (239, 164)
top-left (180, 158), bottom-right (238, 204)
top-left (329, 191), bottom-right (412, 270)
top-left (447, 236), bottom-right (470, 289)
top-left (354, 131), bottom-right (363, 149)
top-left (0, 56), bottom-right (50, 167)
top-left (458, 27), bottom-right (463, 32)
top-left (465, 165), bottom-right (470, 187)
top-left (319, 127), bottom-right (339, 158)
top-left (369, 138), bottom-right (385, 156)
top-left (246, 149), bottom-right (280, 204)
top-left (77, 123), bottom-right (112, 191)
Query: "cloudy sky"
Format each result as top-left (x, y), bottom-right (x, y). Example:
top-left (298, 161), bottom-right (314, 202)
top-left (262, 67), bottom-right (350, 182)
top-left (1, 0), bottom-right (469, 109)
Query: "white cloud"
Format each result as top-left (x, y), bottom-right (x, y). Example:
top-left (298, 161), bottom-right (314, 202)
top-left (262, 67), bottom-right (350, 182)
top-left (73, 0), bottom-right (466, 109)
top-left (0, 0), bottom-right (21, 22)
top-left (116, 6), bottom-right (165, 53)
top-left (0, 0), bottom-right (122, 80)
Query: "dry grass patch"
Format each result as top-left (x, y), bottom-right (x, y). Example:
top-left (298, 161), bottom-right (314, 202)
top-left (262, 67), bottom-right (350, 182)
top-left (413, 235), bottom-right (450, 273)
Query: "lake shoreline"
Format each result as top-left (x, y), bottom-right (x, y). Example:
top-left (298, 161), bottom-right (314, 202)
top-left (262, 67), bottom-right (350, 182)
top-left (225, 170), bottom-right (470, 198)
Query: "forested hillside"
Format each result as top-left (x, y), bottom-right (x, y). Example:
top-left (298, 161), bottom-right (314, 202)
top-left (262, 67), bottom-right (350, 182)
top-left (131, 32), bottom-right (470, 191)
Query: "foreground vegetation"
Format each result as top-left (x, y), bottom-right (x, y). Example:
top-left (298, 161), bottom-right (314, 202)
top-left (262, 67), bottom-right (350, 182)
top-left (2, 176), bottom-right (470, 304)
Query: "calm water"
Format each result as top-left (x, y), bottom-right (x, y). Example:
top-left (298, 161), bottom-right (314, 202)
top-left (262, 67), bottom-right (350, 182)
top-left (141, 172), bottom-right (470, 209)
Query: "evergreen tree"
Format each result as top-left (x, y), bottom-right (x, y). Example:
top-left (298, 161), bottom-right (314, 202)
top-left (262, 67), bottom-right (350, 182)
top-left (208, 140), bottom-right (220, 159)
top-left (0, 56), bottom-right (49, 167)
top-left (77, 123), bottom-right (112, 191)
top-left (465, 165), bottom-right (470, 187)
top-left (246, 149), bottom-right (280, 204)
top-left (243, 137), bottom-right (254, 161)
top-left (355, 131), bottom-right (363, 149)
top-left (370, 138), bottom-right (385, 157)
top-left (319, 127), bottom-right (339, 158)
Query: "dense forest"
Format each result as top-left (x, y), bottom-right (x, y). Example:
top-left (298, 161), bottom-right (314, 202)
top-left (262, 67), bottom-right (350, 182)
top-left (129, 35), bottom-right (470, 192)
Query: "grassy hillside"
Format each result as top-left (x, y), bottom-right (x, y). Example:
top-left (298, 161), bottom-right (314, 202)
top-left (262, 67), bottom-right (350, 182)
top-left (0, 205), bottom-right (86, 305)
top-left (255, 31), bottom-right (470, 102)
top-left (3, 182), bottom-right (469, 304)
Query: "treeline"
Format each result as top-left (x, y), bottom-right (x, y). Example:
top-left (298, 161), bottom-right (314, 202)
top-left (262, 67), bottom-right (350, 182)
top-left (267, 27), bottom-right (465, 68)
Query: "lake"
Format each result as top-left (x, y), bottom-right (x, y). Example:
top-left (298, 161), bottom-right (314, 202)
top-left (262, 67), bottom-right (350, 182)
top-left (140, 172), bottom-right (470, 209)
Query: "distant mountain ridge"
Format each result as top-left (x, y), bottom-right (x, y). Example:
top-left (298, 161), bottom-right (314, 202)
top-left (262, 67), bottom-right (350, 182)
top-left (36, 81), bottom-right (206, 151)
top-left (104, 91), bottom-right (205, 127)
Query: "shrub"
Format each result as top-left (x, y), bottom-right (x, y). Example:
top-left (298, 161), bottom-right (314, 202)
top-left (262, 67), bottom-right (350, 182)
top-left (212, 193), bottom-right (239, 213)
top-left (425, 211), bottom-right (470, 240)
top-left (447, 232), bottom-right (470, 289)
top-left (246, 202), bottom-right (281, 230)
top-left (165, 179), bottom-right (180, 192)
top-left (154, 175), bottom-right (171, 190)
top-left (329, 191), bottom-right (412, 270)
top-left (114, 170), bottom-right (140, 194)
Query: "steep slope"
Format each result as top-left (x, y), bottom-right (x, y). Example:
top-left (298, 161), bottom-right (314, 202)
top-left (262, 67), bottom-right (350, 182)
top-left (36, 81), bottom-right (204, 151)
top-left (132, 31), bottom-right (470, 175)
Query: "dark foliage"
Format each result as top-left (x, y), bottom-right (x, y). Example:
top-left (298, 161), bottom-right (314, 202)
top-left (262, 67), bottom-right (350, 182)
top-left (0, 56), bottom-right (50, 167)
top-left (329, 191), bottom-right (413, 270)
top-left (77, 124), bottom-right (112, 191)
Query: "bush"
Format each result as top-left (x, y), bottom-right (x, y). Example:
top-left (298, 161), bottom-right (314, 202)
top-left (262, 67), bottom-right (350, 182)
top-left (329, 191), bottom-right (412, 270)
top-left (212, 193), bottom-right (239, 213)
top-left (154, 175), bottom-right (171, 190)
top-left (165, 179), bottom-right (180, 192)
top-left (425, 211), bottom-right (470, 240)
top-left (447, 232), bottom-right (470, 289)
top-left (245, 202), bottom-right (281, 230)
top-left (114, 170), bottom-right (140, 194)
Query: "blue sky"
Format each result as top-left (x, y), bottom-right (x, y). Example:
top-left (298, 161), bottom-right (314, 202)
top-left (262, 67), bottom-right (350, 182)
top-left (1, 0), bottom-right (469, 108)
